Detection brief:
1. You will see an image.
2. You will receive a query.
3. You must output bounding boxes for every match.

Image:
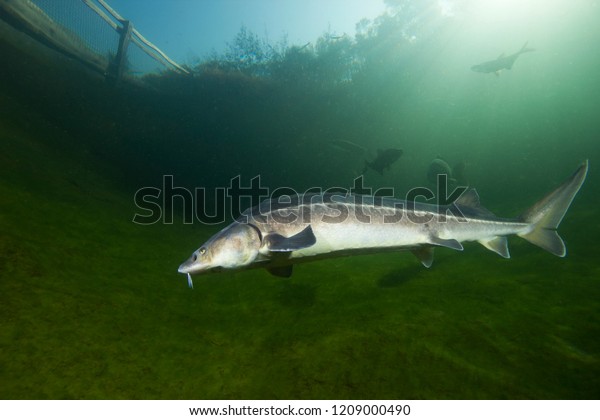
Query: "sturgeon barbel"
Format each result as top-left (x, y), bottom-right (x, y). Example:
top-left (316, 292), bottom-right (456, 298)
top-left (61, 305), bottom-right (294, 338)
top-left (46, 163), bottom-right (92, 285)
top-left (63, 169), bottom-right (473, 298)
top-left (178, 161), bottom-right (588, 285)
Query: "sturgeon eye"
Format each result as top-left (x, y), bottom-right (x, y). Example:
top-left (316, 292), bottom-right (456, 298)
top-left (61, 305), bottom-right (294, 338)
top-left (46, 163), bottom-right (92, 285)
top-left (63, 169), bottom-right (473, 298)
top-left (199, 247), bottom-right (207, 256)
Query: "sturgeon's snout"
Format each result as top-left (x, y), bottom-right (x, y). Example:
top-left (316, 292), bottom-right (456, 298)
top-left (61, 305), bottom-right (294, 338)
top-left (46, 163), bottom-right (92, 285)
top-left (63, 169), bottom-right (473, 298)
top-left (178, 251), bottom-right (198, 274)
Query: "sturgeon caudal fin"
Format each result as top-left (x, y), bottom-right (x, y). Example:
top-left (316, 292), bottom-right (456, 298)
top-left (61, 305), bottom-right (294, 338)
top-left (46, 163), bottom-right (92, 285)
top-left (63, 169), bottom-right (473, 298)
top-left (518, 160), bottom-right (588, 257)
top-left (519, 41), bottom-right (535, 54)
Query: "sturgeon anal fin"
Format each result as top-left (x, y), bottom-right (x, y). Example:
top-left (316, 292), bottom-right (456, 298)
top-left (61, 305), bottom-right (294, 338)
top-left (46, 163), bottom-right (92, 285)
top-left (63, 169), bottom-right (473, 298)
top-left (411, 247), bottom-right (435, 268)
top-left (479, 236), bottom-right (510, 258)
top-left (264, 225), bottom-right (316, 252)
top-left (429, 236), bottom-right (463, 251)
top-left (266, 265), bottom-right (293, 278)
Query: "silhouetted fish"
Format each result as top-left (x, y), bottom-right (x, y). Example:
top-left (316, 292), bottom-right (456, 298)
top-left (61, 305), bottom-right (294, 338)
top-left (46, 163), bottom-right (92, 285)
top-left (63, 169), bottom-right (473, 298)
top-left (427, 157), bottom-right (469, 186)
top-left (471, 42), bottom-right (534, 76)
top-left (427, 157), bottom-right (454, 184)
top-left (363, 148), bottom-right (403, 175)
top-left (329, 140), bottom-right (367, 154)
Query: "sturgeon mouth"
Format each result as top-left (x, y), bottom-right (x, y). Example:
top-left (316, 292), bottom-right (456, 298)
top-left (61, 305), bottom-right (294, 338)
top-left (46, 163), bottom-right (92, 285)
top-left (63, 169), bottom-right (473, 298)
top-left (177, 263), bottom-right (190, 274)
top-left (179, 266), bottom-right (224, 289)
top-left (178, 253), bottom-right (200, 274)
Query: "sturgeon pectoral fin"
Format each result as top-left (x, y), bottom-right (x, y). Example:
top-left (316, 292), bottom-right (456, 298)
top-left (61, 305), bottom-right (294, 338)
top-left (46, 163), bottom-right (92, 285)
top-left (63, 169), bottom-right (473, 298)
top-left (479, 236), bottom-right (510, 258)
top-left (266, 265), bottom-right (293, 278)
top-left (428, 236), bottom-right (463, 251)
top-left (411, 247), bottom-right (434, 268)
top-left (264, 225), bottom-right (316, 252)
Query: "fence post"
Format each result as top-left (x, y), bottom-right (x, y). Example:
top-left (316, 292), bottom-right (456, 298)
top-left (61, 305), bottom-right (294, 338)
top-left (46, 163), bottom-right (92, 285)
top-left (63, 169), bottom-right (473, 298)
top-left (107, 19), bottom-right (133, 83)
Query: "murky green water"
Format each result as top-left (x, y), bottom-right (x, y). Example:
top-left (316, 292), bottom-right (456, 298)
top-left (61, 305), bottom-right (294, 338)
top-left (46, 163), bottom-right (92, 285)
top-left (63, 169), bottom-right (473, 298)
top-left (1, 1), bottom-right (599, 399)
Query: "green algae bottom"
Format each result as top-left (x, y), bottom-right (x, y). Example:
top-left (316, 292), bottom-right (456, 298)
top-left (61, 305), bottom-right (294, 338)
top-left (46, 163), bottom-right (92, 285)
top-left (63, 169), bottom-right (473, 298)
top-left (1, 113), bottom-right (599, 400)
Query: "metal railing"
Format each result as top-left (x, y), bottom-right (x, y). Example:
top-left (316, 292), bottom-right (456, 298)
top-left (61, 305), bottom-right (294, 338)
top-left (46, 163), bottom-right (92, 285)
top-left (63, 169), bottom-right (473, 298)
top-left (0, 0), bottom-right (188, 81)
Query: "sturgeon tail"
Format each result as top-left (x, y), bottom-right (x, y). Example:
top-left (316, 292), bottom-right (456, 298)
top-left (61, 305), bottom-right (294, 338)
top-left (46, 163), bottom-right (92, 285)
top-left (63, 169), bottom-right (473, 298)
top-left (519, 41), bottom-right (535, 54)
top-left (518, 160), bottom-right (588, 256)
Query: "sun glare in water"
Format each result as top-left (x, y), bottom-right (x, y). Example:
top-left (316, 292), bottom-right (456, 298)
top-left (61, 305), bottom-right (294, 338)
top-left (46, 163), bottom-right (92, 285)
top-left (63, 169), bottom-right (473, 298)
top-left (468, 0), bottom-right (574, 22)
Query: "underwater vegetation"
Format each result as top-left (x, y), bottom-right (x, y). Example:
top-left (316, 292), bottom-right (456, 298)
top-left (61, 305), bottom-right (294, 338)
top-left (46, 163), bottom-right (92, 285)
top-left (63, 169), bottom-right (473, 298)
top-left (1, 0), bottom-right (600, 399)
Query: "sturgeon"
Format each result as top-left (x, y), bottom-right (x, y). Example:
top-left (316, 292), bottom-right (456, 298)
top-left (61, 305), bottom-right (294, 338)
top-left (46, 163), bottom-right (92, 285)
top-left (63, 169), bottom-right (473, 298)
top-left (178, 161), bottom-right (588, 286)
top-left (471, 42), bottom-right (535, 75)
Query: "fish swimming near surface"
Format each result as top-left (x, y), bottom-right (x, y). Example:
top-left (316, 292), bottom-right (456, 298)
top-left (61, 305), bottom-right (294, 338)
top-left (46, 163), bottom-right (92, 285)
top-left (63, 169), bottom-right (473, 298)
top-left (363, 148), bottom-right (403, 175)
top-left (329, 140), bottom-right (367, 155)
top-left (471, 42), bottom-right (535, 75)
top-left (178, 161), bottom-right (588, 286)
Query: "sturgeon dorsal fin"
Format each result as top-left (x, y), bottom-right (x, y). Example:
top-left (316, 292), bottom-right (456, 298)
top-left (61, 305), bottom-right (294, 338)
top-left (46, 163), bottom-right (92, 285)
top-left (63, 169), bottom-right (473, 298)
top-left (266, 265), bottom-right (293, 277)
top-left (455, 188), bottom-right (481, 208)
top-left (498, 53), bottom-right (505, 59)
top-left (264, 225), bottom-right (316, 252)
top-left (455, 189), bottom-right (497, 218)
top-left (411, 247), bottom-right (435, 268)
top-left (479, 236), bottom-right (510, 258)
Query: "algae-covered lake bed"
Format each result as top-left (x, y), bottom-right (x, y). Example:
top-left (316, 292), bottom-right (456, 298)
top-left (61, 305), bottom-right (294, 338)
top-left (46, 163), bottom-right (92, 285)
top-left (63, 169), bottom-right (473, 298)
top-left (1, 108), bottom-right (598, 399)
